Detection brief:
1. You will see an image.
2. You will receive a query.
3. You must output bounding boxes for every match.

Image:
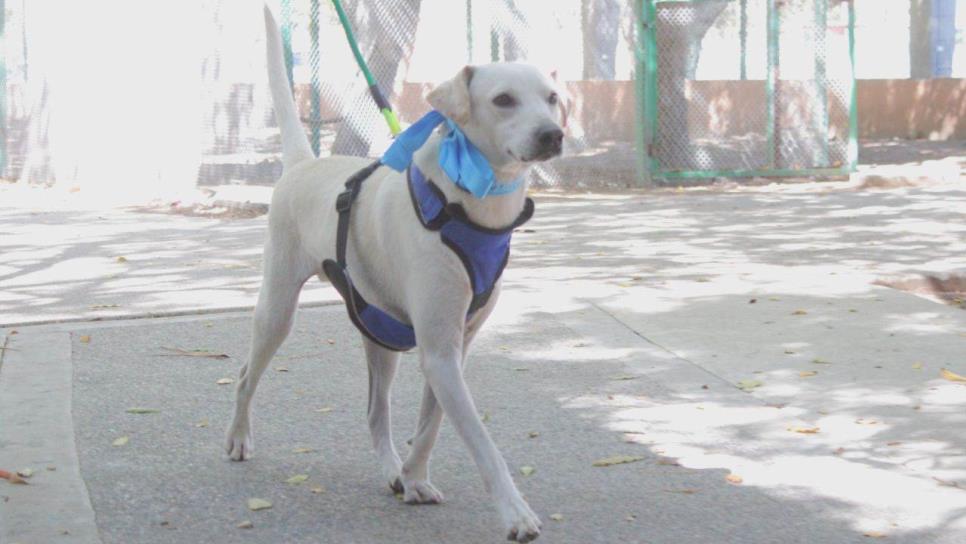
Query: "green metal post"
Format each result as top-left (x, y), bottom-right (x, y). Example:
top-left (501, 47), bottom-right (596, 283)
top-left (847, 0), bottom-right (858, 171)
top-left (310, 0), bottom-right (321, 156)
top-left (643, 0), bottom-right (659, 178)
top-left (280, 0), bottom-right (295, 89)
top-left (634, 0), bottom-right (647, 184)
top-left (813, 0), bottom-right (829, 167)
top-left (0, 0), bottom-right (8, 177)
top-left (766, 0), bottom-right (778, 169)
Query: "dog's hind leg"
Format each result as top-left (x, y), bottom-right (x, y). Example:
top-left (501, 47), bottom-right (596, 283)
top-left (225, 240), bottom-right (309, 461)
top-left (362, 338), bottom-right (407, 493)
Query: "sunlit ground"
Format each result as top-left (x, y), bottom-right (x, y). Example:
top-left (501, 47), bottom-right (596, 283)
top-left (2, 168), bottom-right (966, 540)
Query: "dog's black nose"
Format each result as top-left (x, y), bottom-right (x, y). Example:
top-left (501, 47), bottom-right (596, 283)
top-left (537, 127), bottom-right (563, 155)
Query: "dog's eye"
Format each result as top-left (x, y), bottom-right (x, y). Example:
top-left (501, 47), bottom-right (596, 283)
top-left (492, 93), bottom-right (516, 107)
top-left (548, 92), bottom-right (558, 106)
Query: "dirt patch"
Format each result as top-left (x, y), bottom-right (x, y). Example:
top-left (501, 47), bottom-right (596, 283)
top-left (875, 274), bottom-right (966, 309)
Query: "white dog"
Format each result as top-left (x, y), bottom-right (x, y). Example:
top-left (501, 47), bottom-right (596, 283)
top-left (225, 7), bottom-right (565, 542)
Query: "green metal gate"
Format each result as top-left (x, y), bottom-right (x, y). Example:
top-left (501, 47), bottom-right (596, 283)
top-left (638, 0), bottom-right (857, 182)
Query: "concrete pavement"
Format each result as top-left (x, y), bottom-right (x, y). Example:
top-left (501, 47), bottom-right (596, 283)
top-left (2, 180), bottom-right (966, 543)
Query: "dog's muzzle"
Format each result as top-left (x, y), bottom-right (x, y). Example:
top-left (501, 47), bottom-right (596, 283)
top-left (533, 126), bottom-right (563, 160)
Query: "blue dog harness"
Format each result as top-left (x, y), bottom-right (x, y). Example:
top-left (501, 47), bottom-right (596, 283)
top-left (322, 162), bottom-right (534, 352)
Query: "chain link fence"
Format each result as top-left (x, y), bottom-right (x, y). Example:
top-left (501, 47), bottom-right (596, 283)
top-left (643, 0), bottom-right (857, 181)
top-left (1, 0), bottom-right (875, 192)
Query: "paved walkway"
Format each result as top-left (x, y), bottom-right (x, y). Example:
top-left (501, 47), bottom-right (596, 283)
top-left (2, 180), bottom-right (966, 543)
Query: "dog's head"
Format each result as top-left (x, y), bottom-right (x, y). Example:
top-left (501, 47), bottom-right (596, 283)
top-left (427, 63), bottom-right (567, 177)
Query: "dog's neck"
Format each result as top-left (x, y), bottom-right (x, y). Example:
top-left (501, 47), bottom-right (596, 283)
top-left (413, 135), bottom-right (530, 230)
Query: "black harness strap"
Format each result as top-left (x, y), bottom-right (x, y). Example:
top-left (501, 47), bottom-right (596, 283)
top-left (333, 161), bottom-right (383, 267)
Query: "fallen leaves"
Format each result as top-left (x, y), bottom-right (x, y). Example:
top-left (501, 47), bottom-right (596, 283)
top-left (160, 347), bottom-right (229, 359)
top-left (592, 455), bottom-right (645, 467)
top-left (736, 379), bottom-right (763, 391)
top-left (216, 378), bottom-right (234, 385)
top-left (549, 513), bottom-right (564, 521)
top-left (863, 531), bottom-right (887, 538)
top-left (940, 368), bottom-right (966, 383)
top-left (799, 371), bottom-right (818, 378)
top-left (79, 335), bottom-right (91, 344)
top-left (613, 375), bottom-right (639, 381)
top-left (812, 358), bottom-right (832, 365)
top-left (725, 474), bottom-right (743, 484)
top-left (310, 486), bottom-right (325, 494)
top-left (528, 431), bottom-right (540, 439)
top-left (16, 468), bottom-right (34, 479)
top-left (519, 466), bottom-right (535, 476)
top-left (247, 498), bottom-right (272, 511)
top-left (787, 426), bottom-right (821, 434)
top-left (314, 406), bottom-right (334, 414)
top-left (115, 256), bottom-right (128, 263)
top-left (237, 520), bottom-right (254, 529)
top-left (126, 407), bottom-right (159, 414)
top-left (112, 436), bottom-right (129, 447)
top-left (791, 309), bottom-right (808, 315)
top-left (912, 362), bottom-right (923, 370)
top-left (292, 447), bottom-right (316, 454)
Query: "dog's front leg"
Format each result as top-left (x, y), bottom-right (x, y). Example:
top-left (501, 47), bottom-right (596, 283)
top-left (415, 320), bottom-right (541, 543)
top-left (401, 302), bottom-right (493, 504)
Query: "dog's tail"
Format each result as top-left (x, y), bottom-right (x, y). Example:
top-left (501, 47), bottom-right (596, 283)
top-left (264, 5), bottom-right (314, 171)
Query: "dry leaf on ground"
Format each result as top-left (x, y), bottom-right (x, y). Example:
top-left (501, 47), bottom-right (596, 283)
top-left (863, 531), bottom-right (887, 538)
top-left (160, 347), bottom-right (229, 359)
top-left (0, 469), bottom-right (27, 484)
top-left (292, 447), bottom-right (315, 454)
top-left (112, 436), bottom-right (129, 447)
top-left (519, 466), bottom-right (535, 476)
top-left (592, 455), bottom-right (645, 467)
top-left (725, 474), bottom-right (743, 484)
top-left (126, 407), bottom-right (159, 414)
top-left (216, 378), bottom-right (234, 385)
top-left (799, 371), bottom-right (818, 378)
top-left (792, 309), bottom-right (808, 315)
top-left (314, 406), bottom-right (334, 413)
top-left (79, 335), bottom-right (91, 344)
top-left (247, 498), bottom-right (272, 511)
top-left (737, 379), bottom-right (763, 391)
top-left (285, 474), bottom-right (309, 485)
top-left (237, 520), bottom-right (254, 529)
top-left (788, 426), bottom-right (821, 434)
top-left (940, 368), bottom-right (966, 383)
top-left (912, 362), bottom-right (923, 370)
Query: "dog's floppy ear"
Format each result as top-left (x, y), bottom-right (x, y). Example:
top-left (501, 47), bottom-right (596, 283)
top-left (549, 69), bottom-right (571, 129)
top-left (426, 66), bottom-right (475, 125)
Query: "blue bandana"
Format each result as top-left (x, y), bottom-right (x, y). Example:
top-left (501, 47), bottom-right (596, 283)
top-left (381, 110), bottom-right (523, 199)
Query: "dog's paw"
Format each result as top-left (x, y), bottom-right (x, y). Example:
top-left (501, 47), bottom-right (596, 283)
top-left (224, 423), bottom-right (253, 461)
top-left (402, 479), bottom-right (444, 505)
top-left (499, 499), bottom-right (541, 543)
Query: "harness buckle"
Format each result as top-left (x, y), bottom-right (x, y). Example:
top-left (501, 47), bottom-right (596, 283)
top-left (335, 189), bottom-right (354, 213)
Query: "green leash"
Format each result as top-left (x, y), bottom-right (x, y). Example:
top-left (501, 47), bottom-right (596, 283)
top-left (330, 0), bottom-right (402, 136)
